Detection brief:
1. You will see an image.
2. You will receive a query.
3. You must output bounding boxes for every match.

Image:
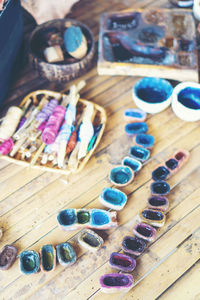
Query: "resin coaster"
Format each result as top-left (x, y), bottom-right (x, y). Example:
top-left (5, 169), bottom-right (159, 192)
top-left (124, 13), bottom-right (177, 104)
top-left (98, 8), bottom-right (198, 82)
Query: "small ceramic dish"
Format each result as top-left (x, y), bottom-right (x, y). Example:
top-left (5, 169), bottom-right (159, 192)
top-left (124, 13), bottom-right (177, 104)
top-left (99, 187), bottom-right (127, 210)
top-left (171, 82), bottom-right (200, 122)
top-left (138, 209), bottom-right (166, 227)
top-left (125, 122), bottom-right (148, 136)
top-left (78, 229), bottom-right (103, 252)
top-left (150, 180), bottom-right (170, 196)
top-left (109, 252), bottom-right (136, 272)
top-left (135, 133), bottom-right (155, 149)
top-left (122, 156), bottom-right (142, 173)
top-left (19, 250), bottom-right (40, 275)
top-left (57, 208), bottom-right (78, 230)
top-left (56, 242), bottom-right (76, 266)
top-left (132, 77), bottom-right (173, 114)
top-left (57, 208), bottom-right (118, 230)
top-left (100, 273), bottom-right (134, 293)
top-left (133, 222), bottom-right (156, 242)
top-left (90, 209), bottom-right (118, 229)
top-left (40, 244), bottom-right (56, 272)
top-left (147, 196), bottom-right (169, 212)
top-left (122, 236), bottom-right (146, 256)
top-left (152, 166), bottom-right (170, 181)
top-left (129, 145), bottom-right (150, 162)
top-left (29, 19), bottom-right (95, 82)
top-left (169, 0), bottom-right (194, 8)
top-left (193, 0), bottom-right (200, 21)
top-left (123, 108), bottom-right (146, 123)
top-left (165, 158), bottom-right (178, 175)
top-left (0, 245), bottom-right (17, 270)
top-left (109, 165), bottom-right (134, 187)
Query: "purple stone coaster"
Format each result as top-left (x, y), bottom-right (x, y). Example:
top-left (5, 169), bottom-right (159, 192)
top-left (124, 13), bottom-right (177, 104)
top-left (133, 222), bottom-right (157, 242)
top-left (139, 209), bottom-right (166, 227)
top-left (152, 166), bottom-right (170, 181)
top-left (0, 245), bottom-right (18, 270)
top-left (147, 196), bottom-right (169, 212)
top-left (150, 180), bottom-right (170, 196)
top-left (122, 236), bottom-right (146, 256)
top-left (165, 158), bottom-right (178, 175)
top-left (100, 273), bottom-right (134, 293)
top-left (109, 252), bottom-right (136, 272)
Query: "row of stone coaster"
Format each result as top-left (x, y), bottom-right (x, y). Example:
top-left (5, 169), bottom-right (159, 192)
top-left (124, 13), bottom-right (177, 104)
top-left (56, 109), bottom-right (152, 247)
top-left (0, 109), bottom-right (148, 273)
top-left (0, 241), bottom-right (77, 274)
top-left (99, 149), bottom-right (189, 293)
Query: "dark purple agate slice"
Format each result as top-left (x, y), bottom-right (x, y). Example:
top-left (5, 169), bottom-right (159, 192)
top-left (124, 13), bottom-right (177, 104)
top-left (109, 252), bottom-right (136, 272)
top-left (100, 273), bottom-right (134, 292)
top-left (122, 236), bottom-right (146, 256)
top-left (147, 196), bottom-right (169, 212)
top-left (133, 222), bottom-right (156, 242)
top-left (165, 158), bottom-right (178, 170)
top-left (139, 209), bottom-right (166, 227)
top-left (150, 180), bottom-right (170, 195)
top-left (142, 209), bottom-right (164, 221)
top-left (152, 166), bottom-right (170, 181)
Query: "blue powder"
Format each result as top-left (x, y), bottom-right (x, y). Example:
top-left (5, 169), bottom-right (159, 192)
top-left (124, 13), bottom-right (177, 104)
top-left (178, 87), bottom-right (200, 110)
top-left (134, 78), bottom-right (173, 103)
top-left (64, 26), bottom-right (83, 53)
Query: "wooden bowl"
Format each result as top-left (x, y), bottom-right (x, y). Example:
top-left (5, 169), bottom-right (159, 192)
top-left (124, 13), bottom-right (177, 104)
top-left (29, 18), bottom-right (95, 82)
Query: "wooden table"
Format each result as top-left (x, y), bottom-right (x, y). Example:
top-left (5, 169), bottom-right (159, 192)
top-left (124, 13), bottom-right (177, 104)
top-left (0, 0), bottom-right (200, 299)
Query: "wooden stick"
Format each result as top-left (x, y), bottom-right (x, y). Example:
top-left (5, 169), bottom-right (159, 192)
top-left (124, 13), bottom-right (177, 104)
top-left (30, 143), bottom-right (46, 166)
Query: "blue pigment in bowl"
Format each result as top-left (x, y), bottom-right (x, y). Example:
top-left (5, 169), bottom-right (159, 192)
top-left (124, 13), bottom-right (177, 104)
top-left (178, 87), bottom-right (200, 110)
top-left (134, 77), bottom-right (173, 103)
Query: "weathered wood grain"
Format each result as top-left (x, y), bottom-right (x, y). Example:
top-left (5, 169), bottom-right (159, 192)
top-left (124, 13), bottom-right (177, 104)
top-left (0, 0), bottom-right (199, 299)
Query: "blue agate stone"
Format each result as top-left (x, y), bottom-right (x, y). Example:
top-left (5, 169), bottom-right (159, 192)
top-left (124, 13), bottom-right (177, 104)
top-left (90, 209), bottom-right (110, 226)
top-left (150, 180), bottom-right (170, 195)
top-left (125, 122), bottom-right (148, 136)
top-left (135, 133), bottom-right (155, 149)
top-left (129, 146), bottom-right (150, 162)
top-left (109, 166), bottom-right (134, 186)
top-left (56, 242), bottom-right (76, 267)
top-left (165, 158), bottom-right (178, 170)
top-left (19, 250), bottom-right (40, 275)
top-left (57, 209), bottom-right (77, 228)
top-left (122, 156), bottom-right (142, 172)
top-left (123, 108), bottom-right (146, 123)
top-left (100, 187), bottom-right (127, 210)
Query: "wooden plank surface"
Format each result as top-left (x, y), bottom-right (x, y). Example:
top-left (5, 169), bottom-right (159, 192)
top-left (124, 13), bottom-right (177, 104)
top-left (0, 0), bottom-right (200, 300)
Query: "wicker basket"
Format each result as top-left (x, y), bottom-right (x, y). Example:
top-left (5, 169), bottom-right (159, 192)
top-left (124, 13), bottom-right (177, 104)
top-left (1, 90), bottom-right (106, 175)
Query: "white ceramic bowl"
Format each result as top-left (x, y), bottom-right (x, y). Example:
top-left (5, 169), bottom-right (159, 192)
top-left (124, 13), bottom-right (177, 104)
top-left (171, 81), bottom-right (200, 122)
top-left (193, 0), bottom-right (200, 21)
top-left (132, 77), bottom-right (173, 114)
